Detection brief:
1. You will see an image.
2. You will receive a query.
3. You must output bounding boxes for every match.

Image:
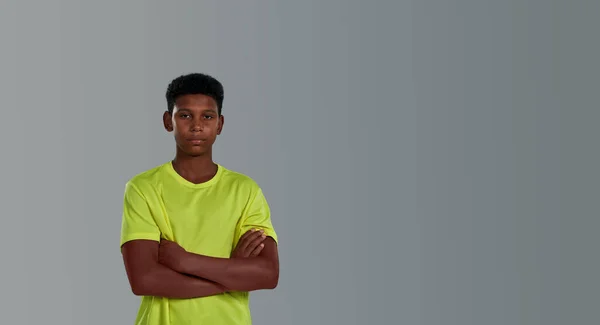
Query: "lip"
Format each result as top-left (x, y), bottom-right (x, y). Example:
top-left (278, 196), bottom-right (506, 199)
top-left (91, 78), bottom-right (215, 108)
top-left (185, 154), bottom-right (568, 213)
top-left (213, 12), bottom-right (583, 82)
top-left (187, 138), bottom-right (207, 144)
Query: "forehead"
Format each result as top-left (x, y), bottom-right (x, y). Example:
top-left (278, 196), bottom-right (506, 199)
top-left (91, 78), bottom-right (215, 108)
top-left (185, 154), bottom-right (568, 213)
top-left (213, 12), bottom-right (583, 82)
top-left (173, 94), bottom-right (217, 110)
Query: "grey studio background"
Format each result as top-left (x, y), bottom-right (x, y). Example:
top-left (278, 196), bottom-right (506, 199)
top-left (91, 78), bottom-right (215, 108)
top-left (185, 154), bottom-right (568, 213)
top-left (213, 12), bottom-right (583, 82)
top-left (0, 0), bottom-right (598, 324)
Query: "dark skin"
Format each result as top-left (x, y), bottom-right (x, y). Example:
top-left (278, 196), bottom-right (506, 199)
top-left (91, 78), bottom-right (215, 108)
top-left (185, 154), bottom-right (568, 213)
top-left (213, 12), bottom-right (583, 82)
top-left (159, 231), bottom-right (279, 291)
top-left (163, 93), bottom-right (224, 183)
top-left (121, 94), bottom-right (280, 297)
top-left (122, 230), bottom-right (267, 298)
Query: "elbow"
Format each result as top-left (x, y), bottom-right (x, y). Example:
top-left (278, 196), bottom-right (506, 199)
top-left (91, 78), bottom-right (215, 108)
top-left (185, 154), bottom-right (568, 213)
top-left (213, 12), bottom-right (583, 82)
top-left (241, 264), bottom-right (278, 291)
top-left (130, 273), bottom-right (156, 296)
top-left (130, 278), bottom-right (147, 296)
top-left (266, 277), bottom-right (278, 290)
top-left (265, 267), bottom-right (279, 289)
top-left (131, 282), bottom-right (147, 296)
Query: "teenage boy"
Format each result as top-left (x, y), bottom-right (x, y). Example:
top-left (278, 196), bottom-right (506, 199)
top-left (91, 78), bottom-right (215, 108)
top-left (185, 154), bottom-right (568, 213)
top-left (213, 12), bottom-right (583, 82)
top-left (120, 73), bottom-right (279, 325)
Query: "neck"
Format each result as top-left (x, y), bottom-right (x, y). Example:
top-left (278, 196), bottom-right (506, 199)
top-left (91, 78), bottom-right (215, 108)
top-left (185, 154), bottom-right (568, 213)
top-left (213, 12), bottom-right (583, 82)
top-left (171, 150), bottom-right (218, 183)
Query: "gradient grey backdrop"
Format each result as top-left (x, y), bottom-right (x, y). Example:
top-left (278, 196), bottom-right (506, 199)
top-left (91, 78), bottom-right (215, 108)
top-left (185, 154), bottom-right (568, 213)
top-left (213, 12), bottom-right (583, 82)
top-left (1, 1), bottom-right (598, 324)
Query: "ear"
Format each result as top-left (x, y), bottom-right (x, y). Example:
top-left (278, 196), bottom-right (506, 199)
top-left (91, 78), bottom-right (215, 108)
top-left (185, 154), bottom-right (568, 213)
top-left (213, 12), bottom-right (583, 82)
top-left (217, 115), bottom-right (224, 135)
top-left (163, 111), bottom-right (173, 132)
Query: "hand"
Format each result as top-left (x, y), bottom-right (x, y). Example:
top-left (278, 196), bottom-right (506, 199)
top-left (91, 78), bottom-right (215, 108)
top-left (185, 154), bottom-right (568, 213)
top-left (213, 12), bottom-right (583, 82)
top-left (158, 239), bottom-right (189, 273)
top-left (231, 229), bottom-right (267, 258)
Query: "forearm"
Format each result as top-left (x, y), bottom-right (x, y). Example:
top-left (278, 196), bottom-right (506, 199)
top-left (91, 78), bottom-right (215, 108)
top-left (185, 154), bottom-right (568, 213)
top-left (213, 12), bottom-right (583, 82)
top-left (132, 263), bottom-right (227, 298)
top-left (180, 254), bottom-right (278, 291)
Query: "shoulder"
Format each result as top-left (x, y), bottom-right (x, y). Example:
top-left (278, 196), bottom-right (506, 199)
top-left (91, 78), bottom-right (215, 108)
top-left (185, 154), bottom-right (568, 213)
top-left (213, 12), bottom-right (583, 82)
top-left (125, 162), bottom-right (169, 192)
top-left (219, 166), bottom-right (260, 187)
top-left (218, 165), bottom-right (263, 195)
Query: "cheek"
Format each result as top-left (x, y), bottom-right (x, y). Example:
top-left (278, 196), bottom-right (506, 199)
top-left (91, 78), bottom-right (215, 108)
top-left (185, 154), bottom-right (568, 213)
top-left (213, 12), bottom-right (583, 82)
top-left (173, 120), bottom-right (189, 130)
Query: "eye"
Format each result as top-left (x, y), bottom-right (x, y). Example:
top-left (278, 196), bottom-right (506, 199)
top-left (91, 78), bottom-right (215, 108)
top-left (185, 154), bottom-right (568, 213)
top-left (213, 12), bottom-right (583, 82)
top-left (204, 115), bottom-right (214, 119)
top-left (179, 113), bottom-right (191, 118)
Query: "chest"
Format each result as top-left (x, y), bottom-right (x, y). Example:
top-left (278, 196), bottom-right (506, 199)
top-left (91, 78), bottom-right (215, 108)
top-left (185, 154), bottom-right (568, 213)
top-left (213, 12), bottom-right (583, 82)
top-left (158, 189), bottom-right (246, 256)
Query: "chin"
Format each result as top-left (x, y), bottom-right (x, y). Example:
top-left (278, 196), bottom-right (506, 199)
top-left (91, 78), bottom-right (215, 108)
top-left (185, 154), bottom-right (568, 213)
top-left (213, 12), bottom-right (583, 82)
top-left (190, 147), bottom-right (212, 156)
top-left (176, 144), bottom-right (207, 157)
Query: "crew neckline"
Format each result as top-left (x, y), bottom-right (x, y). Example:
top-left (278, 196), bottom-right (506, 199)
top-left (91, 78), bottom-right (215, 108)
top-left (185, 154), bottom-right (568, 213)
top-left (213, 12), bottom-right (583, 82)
top-left (165, 160), bottom-right (225, 188)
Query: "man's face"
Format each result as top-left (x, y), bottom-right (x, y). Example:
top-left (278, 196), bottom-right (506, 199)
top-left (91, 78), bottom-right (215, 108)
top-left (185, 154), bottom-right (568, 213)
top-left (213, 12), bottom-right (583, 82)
top-left (163, 94), bottom-right (223, 157)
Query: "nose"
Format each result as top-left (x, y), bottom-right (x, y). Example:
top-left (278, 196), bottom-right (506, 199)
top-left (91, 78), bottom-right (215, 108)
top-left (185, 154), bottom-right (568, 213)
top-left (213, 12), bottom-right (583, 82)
top-left (191, 119), bottom-right (204, 132)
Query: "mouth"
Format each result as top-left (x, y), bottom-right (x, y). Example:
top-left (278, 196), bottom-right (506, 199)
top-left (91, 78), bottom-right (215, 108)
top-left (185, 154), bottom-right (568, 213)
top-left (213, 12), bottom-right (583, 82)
top-left (187, 138), bottom-right (207, 145)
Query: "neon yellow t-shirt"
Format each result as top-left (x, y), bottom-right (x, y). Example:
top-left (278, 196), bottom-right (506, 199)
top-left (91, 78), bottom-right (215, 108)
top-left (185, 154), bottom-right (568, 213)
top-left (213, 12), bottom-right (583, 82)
top-left (120, 161), bottom-right (277, 325)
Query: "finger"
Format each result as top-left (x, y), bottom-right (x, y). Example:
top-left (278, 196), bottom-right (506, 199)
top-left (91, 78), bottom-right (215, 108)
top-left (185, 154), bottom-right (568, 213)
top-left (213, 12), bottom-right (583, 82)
top-left (247, 232), bottom-right (267, 251)
top-left (239, 229), bottom-right (263, 251)
top-left (248, 232), bottom-right (267, 249)
top-left (239, 229), bottom-right (255, 242)
top-left (250, 243), bottom-right (265, 257)
top-left (238, 229), bottom-right (259, 249)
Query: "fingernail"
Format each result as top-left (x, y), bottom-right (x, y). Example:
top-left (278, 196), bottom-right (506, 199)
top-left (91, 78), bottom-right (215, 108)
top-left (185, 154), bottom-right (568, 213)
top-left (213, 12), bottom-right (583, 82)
top-left (259, 229), bottom-right (264, 233)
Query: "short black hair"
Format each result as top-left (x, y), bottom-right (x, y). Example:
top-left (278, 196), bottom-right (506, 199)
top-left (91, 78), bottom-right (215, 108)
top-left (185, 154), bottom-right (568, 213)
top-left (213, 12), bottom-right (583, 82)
top-left (165, 73), bottom-right (224, 115)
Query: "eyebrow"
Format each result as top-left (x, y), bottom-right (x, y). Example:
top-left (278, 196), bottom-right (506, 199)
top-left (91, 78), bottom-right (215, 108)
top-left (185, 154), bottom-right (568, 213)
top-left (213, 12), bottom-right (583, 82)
top-left (175, 108), bottom-right (217, 113)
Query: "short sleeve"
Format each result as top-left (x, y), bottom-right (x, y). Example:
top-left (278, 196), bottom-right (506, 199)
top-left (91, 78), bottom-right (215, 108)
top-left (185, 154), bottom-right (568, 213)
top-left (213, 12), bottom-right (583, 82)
top-left (239, 188), bottom-right (278, 243)
top-left (120, 181), bottom-right (161, 247)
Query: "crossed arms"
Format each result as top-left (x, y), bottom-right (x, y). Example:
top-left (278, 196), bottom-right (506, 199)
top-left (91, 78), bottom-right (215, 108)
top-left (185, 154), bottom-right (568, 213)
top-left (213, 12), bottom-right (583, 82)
top-left (121, 229), bottom-right (278, 299)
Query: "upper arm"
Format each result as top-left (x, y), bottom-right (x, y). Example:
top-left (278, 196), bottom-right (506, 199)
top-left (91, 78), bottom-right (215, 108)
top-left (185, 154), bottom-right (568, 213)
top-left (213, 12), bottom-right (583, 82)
top-left (120, 181), bottom-right (161, 247)
top-left (121, 240), bottom-right (159, 293)
top-left (240, 187), bottom-right (280, 287)
top-left (120, 181), bottom-right (162, 293)
top-left (260, 237), bottom-right (279, 270)
top-left (239, 187), bottom-right (278, 244)
top-left (259, 237), bottom-right (279, 288)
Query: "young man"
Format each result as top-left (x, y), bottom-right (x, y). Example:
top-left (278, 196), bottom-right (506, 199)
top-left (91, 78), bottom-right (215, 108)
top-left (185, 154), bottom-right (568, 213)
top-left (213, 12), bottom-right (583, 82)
top-left (120, 73), bottom-right (279, 325)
